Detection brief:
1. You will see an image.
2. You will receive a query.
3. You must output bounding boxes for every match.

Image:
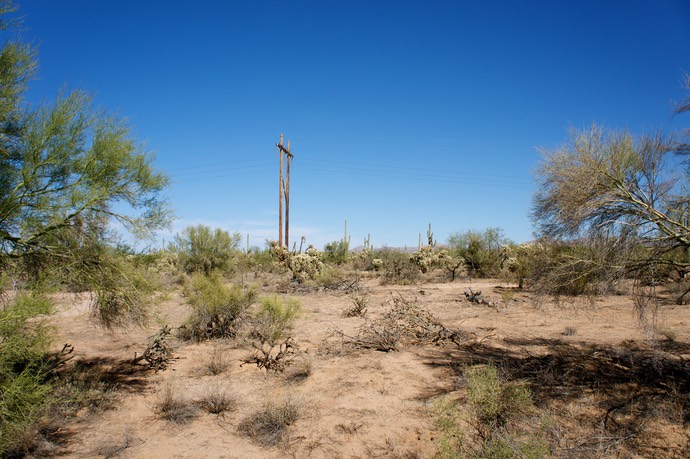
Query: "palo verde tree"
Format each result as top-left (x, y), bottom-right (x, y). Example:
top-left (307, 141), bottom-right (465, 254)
top-left (171, 225), bottom-right (242, 275)
top-left (531, 124), bottom-right (689, 297)
top-left (0, 2), bottom-right (170, 322)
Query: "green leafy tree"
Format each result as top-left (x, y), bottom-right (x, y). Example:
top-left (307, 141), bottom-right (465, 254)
top-left (0, 3), bottom-right (170, 291)
top-left (0, 1), bottom-right (170, 299)
top-left (171, 225), bottom-right (242, 275)
top-left (532, 125), bottom-right (689, 295)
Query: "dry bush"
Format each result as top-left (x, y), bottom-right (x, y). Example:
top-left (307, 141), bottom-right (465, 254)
top-left (196, 384), bottom-right (237, 415)
top-left (343, 293), bottom-right (368, 317)
top-left (238, 399), bottom-right (299, 446)
top-left (282, 353), bottom-right (312, 383)
top-left (201, 345), bottom-right (230, 376)
top-left (336, 293), bottom-right (467, 352)
top-left (153, 382), bottom-right (197, 423)
top-left (132, 325), bottom-right (175, 371)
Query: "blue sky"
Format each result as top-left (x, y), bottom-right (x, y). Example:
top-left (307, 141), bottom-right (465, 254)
top-left (16, 1), bottom-right (690, 249)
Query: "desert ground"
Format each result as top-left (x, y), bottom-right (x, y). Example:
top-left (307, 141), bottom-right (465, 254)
top-left (37, 276), bottom-right (690, 459)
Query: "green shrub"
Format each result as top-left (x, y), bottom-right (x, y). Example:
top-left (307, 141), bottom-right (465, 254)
top-left (0, 292), bottom-right (53, 457)
top-left (323, 239), bottom-right (350, 265)
top-left (179, 274), bottom-right (257, 341)
top-left (465, 365), bottom-right (532, 437)
top-left (171, 224), bottom-right (242, 275)
top-left (252, 296), bottom-right (301, 344)
top-left (243, 296), bottom-right (301, 372)
top-left (448, 228), bottom-right (511, 278)
top-left (431, 364), bottom-right (549, 459)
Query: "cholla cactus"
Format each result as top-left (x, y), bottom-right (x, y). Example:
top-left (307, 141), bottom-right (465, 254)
top-left (287, 245), bottom-right (323, 282)
top-left (371, 258), bottom-right (384, 271)
top-left (411, 246), bottom-right (447, 273)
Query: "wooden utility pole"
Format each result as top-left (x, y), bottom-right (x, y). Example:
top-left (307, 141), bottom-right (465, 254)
top-left (276, 134), bottom-right (294, 256)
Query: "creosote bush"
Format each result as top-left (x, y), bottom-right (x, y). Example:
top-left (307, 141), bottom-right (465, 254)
top-left (178, 273), bottom-right (257, 341)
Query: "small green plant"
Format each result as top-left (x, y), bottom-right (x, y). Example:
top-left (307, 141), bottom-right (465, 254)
top-left (431, 364), bottom-right (549, 459)
top-left (465, 365), bottom-right (532, 438)
top-left (238, 399), bottom-right (299, 446)
top-left (178, 273), bottom-right (256, 341)
top-left (431, 395), bottom-right (465, 458)
top-left (0, 292), bottom-right (53, 457)
top-left (243, 296), bottom-right (301, 372)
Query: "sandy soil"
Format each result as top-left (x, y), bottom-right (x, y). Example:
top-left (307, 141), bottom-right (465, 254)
top-left (41, 277), bottom-right (690, 458)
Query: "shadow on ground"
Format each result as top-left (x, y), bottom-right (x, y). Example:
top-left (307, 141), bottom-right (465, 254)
top-left (417, 337), bottom-right (690, 457)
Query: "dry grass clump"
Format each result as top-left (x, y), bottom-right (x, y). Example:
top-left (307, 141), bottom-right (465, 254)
top-left (201, 345), bottom-right (230, 376)
top-left (196, 384), bottom-right (237, 415)
top-left (238, 399), bottom-right (299, 446)
top-left (93, 430), bottom-right (141, 458)
top-left (153, 382), bottom-right (197, 423)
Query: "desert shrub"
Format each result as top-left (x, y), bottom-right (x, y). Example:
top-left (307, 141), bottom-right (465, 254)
top-left (171, 224), bottom-right (242, 275)
top-left (178, 274), bottom-right (257, 341)
top-left (343, 293), bottom-right (368, 318)
top-left (432, 364), bottom-right (549, 459)
top-left (238, 399), bottom-right (299, 446)
top-left (286, 246), bottom-right (323, 283)
top-left (465, 365), bottom-right (532, 437)
top-left (378, 249), bottom-right (419, 285)
top-left (243, 296), bottom-right (301, 372)
top-left (0, 292), bottom-right (53, 457)
top-left (528, 237), bottom-right (629, 296)
top-left (448, 228), bottom-right (510, 278)
top-left (323, 239), bottom-right (350, 265)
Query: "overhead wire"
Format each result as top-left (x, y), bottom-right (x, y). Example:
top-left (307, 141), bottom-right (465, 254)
top-left (164, 152), bottom-right (534, 189)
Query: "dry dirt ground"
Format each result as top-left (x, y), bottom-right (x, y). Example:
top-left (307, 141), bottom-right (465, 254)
top-left (40, 277), bottom-right (690, 458)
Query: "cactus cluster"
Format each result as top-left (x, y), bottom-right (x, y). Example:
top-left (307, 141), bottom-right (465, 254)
top-left (286, 245), bottom-right (324, 283)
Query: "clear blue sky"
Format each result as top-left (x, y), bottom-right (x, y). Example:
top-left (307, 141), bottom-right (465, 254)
top-left (16, 1), bottom-right (690, 249)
